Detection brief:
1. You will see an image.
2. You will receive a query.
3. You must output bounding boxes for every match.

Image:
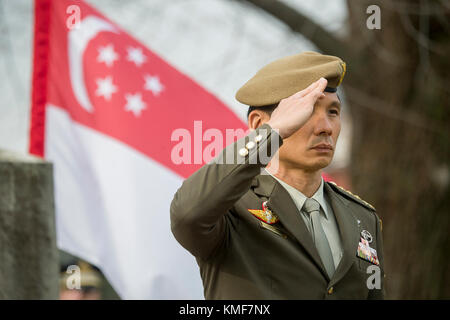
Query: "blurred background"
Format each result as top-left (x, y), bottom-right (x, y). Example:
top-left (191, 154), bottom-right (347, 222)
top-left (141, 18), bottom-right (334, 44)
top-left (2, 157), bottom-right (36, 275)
top-left (0, 0), bottom-right (449, 299)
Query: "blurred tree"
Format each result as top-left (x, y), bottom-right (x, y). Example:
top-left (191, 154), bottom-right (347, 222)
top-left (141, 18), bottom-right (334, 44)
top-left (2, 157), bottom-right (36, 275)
top-left (238, 0), bottom-right (450, 299)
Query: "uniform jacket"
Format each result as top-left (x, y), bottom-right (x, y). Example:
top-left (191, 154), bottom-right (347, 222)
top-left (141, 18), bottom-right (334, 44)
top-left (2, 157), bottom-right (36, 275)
top-left (170, 124), bottom-right (385, 299)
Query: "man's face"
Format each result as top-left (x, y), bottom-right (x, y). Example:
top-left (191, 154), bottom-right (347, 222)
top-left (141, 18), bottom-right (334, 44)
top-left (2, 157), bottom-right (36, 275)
top-left (276, 92), bottom-right (341, 172)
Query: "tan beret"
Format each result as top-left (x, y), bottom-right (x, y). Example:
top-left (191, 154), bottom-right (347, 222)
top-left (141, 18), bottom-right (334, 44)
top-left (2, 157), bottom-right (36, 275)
top-left (236, 51), bottom-right (346, 107)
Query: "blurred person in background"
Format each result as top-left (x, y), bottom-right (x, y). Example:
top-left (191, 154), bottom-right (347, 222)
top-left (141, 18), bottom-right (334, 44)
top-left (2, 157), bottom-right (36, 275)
top-left (59, 260), bottom-right (102, 300)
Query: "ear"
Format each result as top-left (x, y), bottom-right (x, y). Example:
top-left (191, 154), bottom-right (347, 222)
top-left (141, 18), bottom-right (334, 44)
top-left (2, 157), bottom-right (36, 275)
top-left (248, 109), bottom-right (271, 130)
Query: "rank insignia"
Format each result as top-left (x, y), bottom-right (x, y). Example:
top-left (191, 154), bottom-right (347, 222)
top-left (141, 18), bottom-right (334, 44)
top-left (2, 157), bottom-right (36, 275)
top-left (248, 201), bottom-right (279, 224)
top-left (356, 237), bottom-right (379, 265)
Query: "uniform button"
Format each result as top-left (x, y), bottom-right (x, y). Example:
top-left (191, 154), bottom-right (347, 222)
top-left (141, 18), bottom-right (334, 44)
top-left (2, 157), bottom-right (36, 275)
top-left (254, 134), bottom-right (263, 143)
top-left (327, 287), bottom-right (334, 295)
top-left (245, 141), bottom-right (256, 150)
top-left (238, 148), bottom-right (249, 157)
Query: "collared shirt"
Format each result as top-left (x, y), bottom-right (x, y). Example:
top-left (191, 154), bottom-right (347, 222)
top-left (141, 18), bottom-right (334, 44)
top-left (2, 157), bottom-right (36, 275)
top-left (266, 171), bottom-right (344, 269)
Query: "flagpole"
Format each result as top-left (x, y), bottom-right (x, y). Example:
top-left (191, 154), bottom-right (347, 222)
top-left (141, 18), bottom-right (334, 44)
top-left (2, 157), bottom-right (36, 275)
top-left (29, 0), bottom-right (52, 157)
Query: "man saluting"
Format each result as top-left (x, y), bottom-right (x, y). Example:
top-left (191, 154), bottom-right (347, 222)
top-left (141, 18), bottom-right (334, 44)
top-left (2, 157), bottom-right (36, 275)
top-left (170, 52), bottom-right (385, 299)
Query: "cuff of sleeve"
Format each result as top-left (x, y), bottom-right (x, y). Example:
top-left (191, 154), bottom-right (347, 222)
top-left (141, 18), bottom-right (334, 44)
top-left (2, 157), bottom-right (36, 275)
top-left (240, 123), bottom-right (283, 165)
top-left (212, 123), bottom-right (283, 166)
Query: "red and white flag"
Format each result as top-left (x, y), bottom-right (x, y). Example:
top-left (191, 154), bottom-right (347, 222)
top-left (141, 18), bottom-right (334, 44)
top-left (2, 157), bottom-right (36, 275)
top-left (30, 0), bottom-right (246, 299)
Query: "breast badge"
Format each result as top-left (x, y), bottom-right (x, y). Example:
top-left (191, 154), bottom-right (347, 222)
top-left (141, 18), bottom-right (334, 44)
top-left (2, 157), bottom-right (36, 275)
top-left (248, 201), bottom-right (279, 224)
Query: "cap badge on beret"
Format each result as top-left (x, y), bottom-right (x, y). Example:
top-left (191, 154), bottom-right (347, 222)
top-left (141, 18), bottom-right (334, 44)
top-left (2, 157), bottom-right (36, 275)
top-left (337, 62), bottom-right (346, 87)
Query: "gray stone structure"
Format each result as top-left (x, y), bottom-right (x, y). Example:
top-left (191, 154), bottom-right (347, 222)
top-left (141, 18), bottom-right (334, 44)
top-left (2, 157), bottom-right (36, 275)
top-left (0, 149), bottom-right (58, 299)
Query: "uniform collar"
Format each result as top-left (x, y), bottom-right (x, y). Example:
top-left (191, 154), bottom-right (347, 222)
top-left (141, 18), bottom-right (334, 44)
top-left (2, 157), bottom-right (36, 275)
top-left (264, 170), bottom-right (329, 220)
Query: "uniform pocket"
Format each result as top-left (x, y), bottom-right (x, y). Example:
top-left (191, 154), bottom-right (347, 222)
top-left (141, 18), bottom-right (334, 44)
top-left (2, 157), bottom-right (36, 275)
top-left (259, 221), bottom-right (287, 239)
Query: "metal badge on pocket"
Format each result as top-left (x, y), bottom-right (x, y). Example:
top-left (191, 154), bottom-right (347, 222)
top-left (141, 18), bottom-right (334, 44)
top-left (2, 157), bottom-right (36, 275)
top-left (248, 201), bottom-right (279, 224)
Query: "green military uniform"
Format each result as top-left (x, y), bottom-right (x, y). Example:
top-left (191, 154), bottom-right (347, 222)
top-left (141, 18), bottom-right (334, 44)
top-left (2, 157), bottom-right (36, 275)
top-left (170, 52), bottom-right (385, 299)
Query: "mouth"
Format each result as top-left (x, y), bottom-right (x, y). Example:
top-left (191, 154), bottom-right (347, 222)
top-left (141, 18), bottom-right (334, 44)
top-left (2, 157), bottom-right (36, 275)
top-left (310, 143), bottom-right (333, 152)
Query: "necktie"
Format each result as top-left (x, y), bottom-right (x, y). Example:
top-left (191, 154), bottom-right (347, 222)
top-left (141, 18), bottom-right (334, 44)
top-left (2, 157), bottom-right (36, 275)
top-left (302, 198), bottom-right (335, 278)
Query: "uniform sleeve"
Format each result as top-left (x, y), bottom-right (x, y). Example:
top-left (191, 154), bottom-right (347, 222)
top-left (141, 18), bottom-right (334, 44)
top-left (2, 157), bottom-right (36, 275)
top-left (368, 212), bottom-right (385, 299)
top-left (170, 123), bottom-right (282, 260)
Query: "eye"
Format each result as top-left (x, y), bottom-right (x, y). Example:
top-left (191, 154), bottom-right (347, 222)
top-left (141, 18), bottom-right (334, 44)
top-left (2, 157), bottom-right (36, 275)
top-left (329, 108), bottom-right (340, 116)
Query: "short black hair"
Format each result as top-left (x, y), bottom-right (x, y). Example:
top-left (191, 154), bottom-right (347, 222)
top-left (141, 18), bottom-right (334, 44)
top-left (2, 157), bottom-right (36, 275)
top-left (247, 103), bottom-right (278, 119)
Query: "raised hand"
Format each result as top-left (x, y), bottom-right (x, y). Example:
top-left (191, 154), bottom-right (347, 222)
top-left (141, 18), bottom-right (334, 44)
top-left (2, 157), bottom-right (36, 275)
top-left (267, 77), bottom-right (328, 139)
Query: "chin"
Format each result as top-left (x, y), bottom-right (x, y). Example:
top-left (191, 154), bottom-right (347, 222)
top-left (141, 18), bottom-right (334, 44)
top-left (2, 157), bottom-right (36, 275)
top-left (284, 157), bottom-right (332, 172)
top-left (281, 150), bottom-right (334, 171)
top-left (307, 157), bottom-right (332, 171)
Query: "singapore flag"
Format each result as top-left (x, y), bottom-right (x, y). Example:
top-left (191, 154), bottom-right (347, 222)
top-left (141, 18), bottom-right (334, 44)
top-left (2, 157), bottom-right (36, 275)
top-left (30, 0), bottom-right (246, 299)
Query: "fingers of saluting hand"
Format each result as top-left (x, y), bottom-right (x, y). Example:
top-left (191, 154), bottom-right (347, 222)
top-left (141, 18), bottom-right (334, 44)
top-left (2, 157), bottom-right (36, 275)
top-left (291, 77), bottom-right (327, 100)
top-left (304, 77), bottom-right (328, 102)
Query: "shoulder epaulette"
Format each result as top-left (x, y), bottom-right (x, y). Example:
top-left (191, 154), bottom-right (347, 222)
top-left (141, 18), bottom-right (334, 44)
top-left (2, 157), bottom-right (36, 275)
top-left (327, 181), bottom-right (376, 211)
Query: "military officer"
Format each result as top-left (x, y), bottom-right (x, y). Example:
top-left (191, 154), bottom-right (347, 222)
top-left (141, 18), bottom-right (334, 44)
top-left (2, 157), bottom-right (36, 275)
top-left (170, 51), bottom-right (385, 299)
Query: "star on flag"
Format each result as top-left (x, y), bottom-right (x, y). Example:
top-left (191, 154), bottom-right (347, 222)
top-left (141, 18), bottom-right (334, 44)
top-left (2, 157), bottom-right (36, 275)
top-left (95, 76), bottom-right (117, 100)
top-left (124, 92), bottom-right (146, 117)
top-left (127, 46), bottom-right (147, 67)
top-left (144, 74), bottom-right (164, 96)
top-left (97, 44), bottom-right (119, 67)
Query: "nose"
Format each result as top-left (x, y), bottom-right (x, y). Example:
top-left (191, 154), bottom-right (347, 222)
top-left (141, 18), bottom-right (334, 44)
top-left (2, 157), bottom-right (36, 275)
top-left (313, 112), bottom-right (333, 136)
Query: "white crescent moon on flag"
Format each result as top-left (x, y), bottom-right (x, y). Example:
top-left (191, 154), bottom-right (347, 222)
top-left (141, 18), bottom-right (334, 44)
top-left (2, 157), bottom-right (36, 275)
top-left (68, 16), bottom-right (119, 112)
